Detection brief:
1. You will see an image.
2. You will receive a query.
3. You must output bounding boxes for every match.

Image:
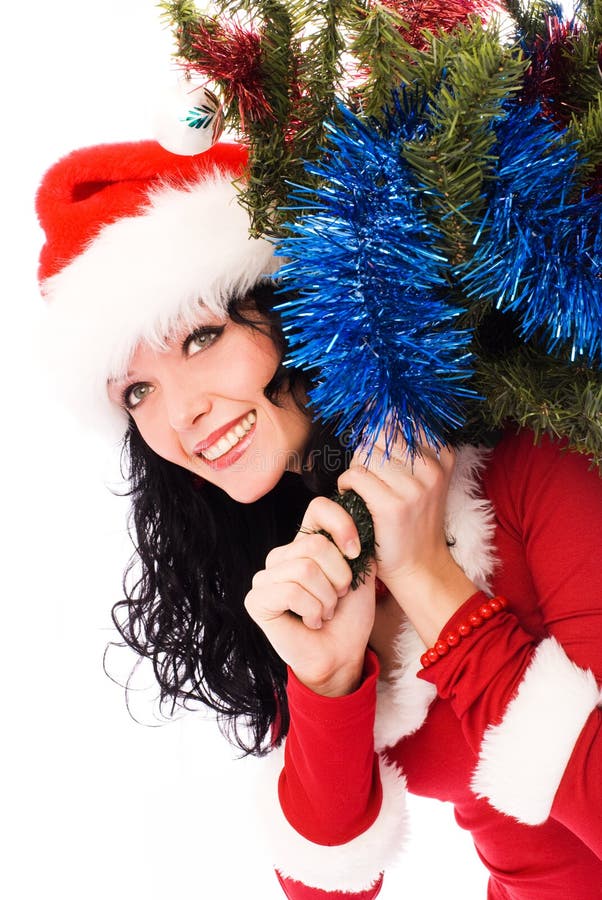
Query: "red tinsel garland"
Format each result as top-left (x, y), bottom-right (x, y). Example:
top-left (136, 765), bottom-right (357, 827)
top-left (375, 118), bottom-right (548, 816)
top-left (377, 0), bottom-right (488, 49)
top-left (187, 19), bottom-right (273, 127)
top-left (522, 16), bottom-right (582, 125)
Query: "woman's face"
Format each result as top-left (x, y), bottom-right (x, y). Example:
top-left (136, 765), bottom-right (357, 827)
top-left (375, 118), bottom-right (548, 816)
top-left (107, 310), bottom-right (312, 503)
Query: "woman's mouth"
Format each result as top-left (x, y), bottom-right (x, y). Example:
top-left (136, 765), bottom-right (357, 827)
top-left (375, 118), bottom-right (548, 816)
top-left (194, 410), bottom-right (257, 468)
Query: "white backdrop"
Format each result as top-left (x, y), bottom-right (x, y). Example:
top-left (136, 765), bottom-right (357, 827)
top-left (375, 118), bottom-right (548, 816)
top-left (3, 2), bottom-right (491, 897)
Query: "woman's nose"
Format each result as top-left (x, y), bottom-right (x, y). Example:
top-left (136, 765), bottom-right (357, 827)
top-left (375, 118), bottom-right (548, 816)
top-left (164, 379), bottom-right (211, 431)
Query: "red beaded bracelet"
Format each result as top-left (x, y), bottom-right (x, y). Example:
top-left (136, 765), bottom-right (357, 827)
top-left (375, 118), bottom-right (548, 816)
top-left (420, 596), bottom-right (509, 669)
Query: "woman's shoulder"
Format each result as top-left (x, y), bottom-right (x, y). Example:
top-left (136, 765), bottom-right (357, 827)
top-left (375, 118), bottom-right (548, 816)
top-left (485, 426), bottom-right (598, 478)
top-left (480, 426), bottom-right (602, 524)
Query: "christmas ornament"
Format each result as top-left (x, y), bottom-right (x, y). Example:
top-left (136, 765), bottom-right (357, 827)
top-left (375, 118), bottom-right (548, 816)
top-left (153, 79), bottom-right (224, 156)
top-left (184, 16), bottom-right (273, 127)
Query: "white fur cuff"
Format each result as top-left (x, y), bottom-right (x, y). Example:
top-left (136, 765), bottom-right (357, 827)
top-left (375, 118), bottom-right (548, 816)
top-left (253, 746), bottom-right (408, 893)
top-left (471, 637), bottom-right (601, 825)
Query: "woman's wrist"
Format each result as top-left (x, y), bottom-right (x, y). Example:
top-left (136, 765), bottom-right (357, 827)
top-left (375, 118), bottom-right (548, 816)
top-left (294, 657), bottom-right (367, 698)
top-left (382, 560), bottom-right (479, 648)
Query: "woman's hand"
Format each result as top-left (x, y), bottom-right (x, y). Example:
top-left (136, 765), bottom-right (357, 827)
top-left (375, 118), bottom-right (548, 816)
top-left (244, 496), bottom-right (376, 697)
top-left (337, 435), bottom-right (477, 647)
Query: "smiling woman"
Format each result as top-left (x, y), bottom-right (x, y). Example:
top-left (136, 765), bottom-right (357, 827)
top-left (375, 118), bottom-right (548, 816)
top-left (34, 124), bottom-right (602, 900)
top-left (108, 309), bottom-right (310, 500)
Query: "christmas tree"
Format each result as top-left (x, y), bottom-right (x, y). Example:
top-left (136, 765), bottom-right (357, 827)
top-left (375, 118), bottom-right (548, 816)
top-left (160, 0), bottom-right (602, 469)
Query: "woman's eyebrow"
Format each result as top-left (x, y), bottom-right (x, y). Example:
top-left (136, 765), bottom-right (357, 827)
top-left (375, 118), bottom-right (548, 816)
top-left (107, 371), bottom-right (137, 387)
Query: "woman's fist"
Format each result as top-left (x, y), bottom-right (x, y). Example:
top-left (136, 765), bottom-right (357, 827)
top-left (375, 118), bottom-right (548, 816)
top-left (337, 437), bottom-right (456, 589)
top-left (337, 435), bottom-right (477, 646)
top-left (244, 496), bottom-right (376, 696)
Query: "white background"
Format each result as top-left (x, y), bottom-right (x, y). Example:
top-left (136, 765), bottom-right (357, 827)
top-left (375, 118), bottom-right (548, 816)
top-left (2, 2), bottom-right (491, 897)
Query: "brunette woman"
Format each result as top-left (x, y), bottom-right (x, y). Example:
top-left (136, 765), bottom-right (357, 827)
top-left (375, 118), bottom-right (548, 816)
top-left (37, 138), bottom-right (602, 899)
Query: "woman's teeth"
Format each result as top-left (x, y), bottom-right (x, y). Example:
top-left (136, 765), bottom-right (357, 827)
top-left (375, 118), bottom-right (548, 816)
top-left (202, 411), bottom-right (256, 461)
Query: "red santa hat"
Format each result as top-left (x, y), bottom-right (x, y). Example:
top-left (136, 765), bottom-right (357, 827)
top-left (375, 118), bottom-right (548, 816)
top-left (36, 140), bottom-right (280, 440)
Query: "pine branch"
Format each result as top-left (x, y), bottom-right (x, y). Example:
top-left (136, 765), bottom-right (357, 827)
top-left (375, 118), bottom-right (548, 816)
top-left (213, 0), bottom-right (255, 14)
top-left (347, 2), bottom-right (417, 118)
top-left (474, 347), bottom-right (602, 469)
top-left (400, 23), bottom-right (527, 266)
top-left (566, 0), bottom-right (602, 111)
top-left (504, 0), bottom-right (562, 42)
top-left (323, 489), bottom-right (376, 589)
top-left (238, 1), bottom-right (297, 236)
top-left (285, 1), bottom-right (353, 161)
top-left (566, 94), bottom-right (602, 183)
top-left (159, 0), bottom-right (208, 59)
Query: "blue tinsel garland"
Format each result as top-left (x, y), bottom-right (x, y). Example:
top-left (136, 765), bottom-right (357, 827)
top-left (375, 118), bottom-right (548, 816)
top-left (458, 103), bottom-right (602, 362)
top-left (275, 98), bottom-right (601, 458)
top-left (276, 103), bottom-right (475, 458)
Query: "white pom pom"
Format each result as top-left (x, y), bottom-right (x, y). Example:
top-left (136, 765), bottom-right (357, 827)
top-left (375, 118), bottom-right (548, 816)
top-left (153, 80), bottom-right (224, 156)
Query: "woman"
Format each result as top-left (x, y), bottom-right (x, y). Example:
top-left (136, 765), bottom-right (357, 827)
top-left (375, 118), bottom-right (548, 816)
top-left (36, 137), bottom-right (602, 899)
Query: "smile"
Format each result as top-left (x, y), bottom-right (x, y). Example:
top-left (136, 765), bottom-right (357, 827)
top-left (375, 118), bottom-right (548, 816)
top-left (196, 410), bottom-right (257, 462)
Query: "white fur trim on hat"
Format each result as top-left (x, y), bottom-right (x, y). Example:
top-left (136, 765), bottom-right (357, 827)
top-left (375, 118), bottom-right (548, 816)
top-left (374, 445), bottom-right (497, 750)
top-left (252, 745), bottom-right (408, 893)
top-left (39, 175), bottom-right (280, 442)
top-left (471, 636), bottom-right (602, 825)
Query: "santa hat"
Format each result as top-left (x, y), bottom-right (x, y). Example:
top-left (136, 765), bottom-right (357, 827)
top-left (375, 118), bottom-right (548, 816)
top-left (36, 140), bottom-right (280, 441)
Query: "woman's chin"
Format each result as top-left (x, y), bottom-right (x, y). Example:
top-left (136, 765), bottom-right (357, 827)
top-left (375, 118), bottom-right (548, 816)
top-left (224, 471), bottom-right (292, 505)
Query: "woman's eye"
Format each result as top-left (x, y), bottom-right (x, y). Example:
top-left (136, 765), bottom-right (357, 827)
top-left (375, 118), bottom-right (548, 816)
top-left (124, 383), bottom-right (154, 410)
top-left (184, 326), bottom-right (224, 358)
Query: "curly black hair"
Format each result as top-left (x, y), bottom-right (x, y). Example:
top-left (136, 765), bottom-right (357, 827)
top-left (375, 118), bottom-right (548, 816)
top-left (109, 283), bottom-right (353, 755)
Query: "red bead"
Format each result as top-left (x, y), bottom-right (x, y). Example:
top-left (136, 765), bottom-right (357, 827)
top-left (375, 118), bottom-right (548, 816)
top-left (419, 597), bottom-right (506, 670)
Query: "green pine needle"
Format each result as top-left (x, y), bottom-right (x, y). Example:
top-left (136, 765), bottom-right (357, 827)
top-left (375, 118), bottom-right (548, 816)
top-left (566, 95), bottom-right (602, 183)
top-left (474, 348), bottom-right (602, 470)
top-left (401, 23), bottom-right (526, 265)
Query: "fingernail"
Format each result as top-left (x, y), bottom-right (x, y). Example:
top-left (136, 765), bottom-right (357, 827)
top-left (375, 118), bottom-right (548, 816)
top-left (345, 539), bottom-right (361, 559)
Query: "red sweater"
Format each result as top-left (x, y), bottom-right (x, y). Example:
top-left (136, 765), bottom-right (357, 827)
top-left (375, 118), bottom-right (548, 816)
top-left (270, 430), bottom-right (602, 899)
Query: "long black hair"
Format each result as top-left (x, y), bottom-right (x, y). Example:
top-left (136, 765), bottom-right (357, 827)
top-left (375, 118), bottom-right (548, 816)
top-left (109, 283), bottom-right (353, 755)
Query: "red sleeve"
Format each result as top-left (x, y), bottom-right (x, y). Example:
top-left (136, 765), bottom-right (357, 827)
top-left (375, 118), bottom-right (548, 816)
top-left (279, 651), bottom-right (382, 844)
top-left (418, 430), bottom-right (602, 853)
top-left (269, 650), bottom-right (405, 897)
